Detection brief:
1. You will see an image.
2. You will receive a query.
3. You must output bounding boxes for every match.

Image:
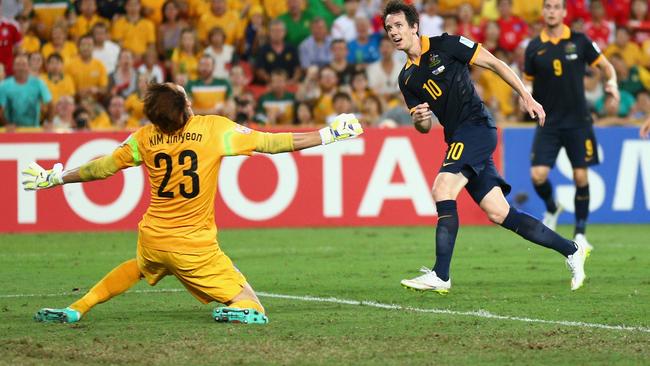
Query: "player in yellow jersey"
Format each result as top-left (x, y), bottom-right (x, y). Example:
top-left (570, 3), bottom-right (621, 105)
top-left (23, 82), bottom-right (363, 325)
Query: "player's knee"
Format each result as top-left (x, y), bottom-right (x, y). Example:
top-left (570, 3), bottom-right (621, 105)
top-left (432, 184), bottom-right (453, 201)
top-left (573, 170), bottom-right (588, 186)
top-left (485, 206), bottom-right (508, 224)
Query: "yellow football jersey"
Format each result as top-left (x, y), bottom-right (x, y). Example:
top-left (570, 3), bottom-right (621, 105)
top-left (41, 73), bottom-right (76, 103)
top-left (112, 115), bottom-right (262, 253)
top-left (111, 17), bottom-right (156, 56)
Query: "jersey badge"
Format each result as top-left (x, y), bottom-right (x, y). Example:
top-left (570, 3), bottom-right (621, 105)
top-left (564, 42), bottom-right (578, 60)
top-left (537, 48), bottom-right (547, 55)
top-left (432, 65), bottom-right (445, 75)
top-left (428, 53), bottom-right (442, 68)
top-left (234, 125), bottom-right (252, 134)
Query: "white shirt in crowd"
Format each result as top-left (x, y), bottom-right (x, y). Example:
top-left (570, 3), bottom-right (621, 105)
top-left (203, 44), bottom-right (234, 79)
top-left (93, 40), bottom-right (120, 74)
top-left (419, 13), bottom-right (444, 37)
top-left (366, 54), bottom-right (402, 96)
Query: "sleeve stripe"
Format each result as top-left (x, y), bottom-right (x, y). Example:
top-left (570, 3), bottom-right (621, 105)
top-left (469, 43), bottom-right (482, 65)
top-left (127, 136), bottom-right (141, 165)
top-left (223, 130), bottom-right (234, 156)
top-left (523, 73), bottom-right (534, 81)
top-left (409, 107), bottom-right (417, 115)
top-left (590, 54), bottom-right (605, 67)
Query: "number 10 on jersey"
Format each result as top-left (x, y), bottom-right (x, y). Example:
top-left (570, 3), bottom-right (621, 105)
top-left (423, 79), bottom-right (443, 100)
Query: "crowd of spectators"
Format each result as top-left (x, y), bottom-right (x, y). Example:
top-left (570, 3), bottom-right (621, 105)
top-left (0, 0), bottom-right (649, 132)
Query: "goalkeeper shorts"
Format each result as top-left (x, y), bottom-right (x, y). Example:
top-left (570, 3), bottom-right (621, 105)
top-left (137, 243), bottom-right (247, 304)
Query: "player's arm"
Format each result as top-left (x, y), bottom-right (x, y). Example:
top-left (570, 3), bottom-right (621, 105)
top-left (472, 46), bottom-right (546, 126)
top-left (254, 113), bottom-right (364, 153)
top-left (22, 135), bottom-right (141, 190)
top-left (593, 56), bottom-right (620, 103)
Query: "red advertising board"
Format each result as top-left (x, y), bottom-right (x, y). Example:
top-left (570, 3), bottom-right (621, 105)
top-left (0, 128), bottom-right (500, 233)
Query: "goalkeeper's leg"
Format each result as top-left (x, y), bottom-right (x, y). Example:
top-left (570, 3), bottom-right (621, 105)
top-left (34, 259), bottom-right (142, 323)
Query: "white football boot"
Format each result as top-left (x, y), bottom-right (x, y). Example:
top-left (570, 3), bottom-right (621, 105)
top-left (566, 241), bottom-right (587, 291)
top-left (401, 267), bottom-right (451, 294)
top-left (542, 203), bottom-right (564, 231)
top-left (573, 233), bottom-right (594, 258)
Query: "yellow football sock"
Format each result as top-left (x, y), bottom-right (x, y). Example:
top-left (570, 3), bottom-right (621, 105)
top-left (69, 259), bottom-right (142, 315)
top-left (229, 299), bottom-right (265, 314)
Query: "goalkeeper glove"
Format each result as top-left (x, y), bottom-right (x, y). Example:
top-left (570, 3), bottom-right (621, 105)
top-left (319, 113), bottom-right (364, 145)
top-left (22, 162), bottom-right (64, 191)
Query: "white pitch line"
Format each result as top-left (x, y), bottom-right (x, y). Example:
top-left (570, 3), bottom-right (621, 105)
top-left (1, 289), bottom-right (649, 334)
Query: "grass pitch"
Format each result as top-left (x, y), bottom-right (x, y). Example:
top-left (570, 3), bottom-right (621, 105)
top-left (0, 225), bottom-right (648, 365)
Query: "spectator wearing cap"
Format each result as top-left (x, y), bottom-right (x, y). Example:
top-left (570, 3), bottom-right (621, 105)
top-left (0, 54), bottom-right (52, 129)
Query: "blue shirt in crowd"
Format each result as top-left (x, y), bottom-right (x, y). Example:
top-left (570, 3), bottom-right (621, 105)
top-left (0, 76), bottom-right (52, 127)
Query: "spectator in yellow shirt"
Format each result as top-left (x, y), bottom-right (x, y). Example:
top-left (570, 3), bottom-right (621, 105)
top-left (69, 0), bottom-right (108, 41)
top-left (65, 34), bottom-right (108, 99)
top-left (125, 73), bottom-right (150, 129)
top-left (171, 28), bottom-right (200, 81)
top-left (111, 0), bottom-right (156, 58)
top-left (41, 24), bottom-right (78, 64)
top-left (197, 0), bottom-right (242, 45)
top-left (605, 27), bottom-right (645, 68)
top-left (41, 53), bottom-right (76, 104)
top-left (16, 15), bottom-right (41, 54)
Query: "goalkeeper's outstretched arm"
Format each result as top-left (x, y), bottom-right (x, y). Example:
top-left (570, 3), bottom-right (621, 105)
top-left (22, 154), bottom-right (125, 191)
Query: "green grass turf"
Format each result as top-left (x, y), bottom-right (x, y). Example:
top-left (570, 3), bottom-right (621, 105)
top-left (0, 225), bottom-right (648, 365)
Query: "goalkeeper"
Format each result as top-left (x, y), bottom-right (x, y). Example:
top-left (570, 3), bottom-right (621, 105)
top-left (23, 82), bottom-right (363, 325)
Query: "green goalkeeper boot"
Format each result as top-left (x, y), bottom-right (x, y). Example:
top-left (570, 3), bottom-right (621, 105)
top-left (212, 307), bottom-right (268, 324)
top-left (34, 307), bottom-right (81, 323)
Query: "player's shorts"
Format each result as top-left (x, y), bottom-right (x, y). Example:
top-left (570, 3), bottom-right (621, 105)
top-left (439, 121), bottom-right (511, 203)
top-left (136, 243), bottom-right (247, 304)
top-left (531, 125), bottom-right (599, 168)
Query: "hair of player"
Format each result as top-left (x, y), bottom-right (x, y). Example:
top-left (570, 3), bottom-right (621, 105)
top-left (144, 83), bottom-right (190, 135)
top-left (382, 0), bottom-right (419, 30)
top-left (543, 0), bottom-right (566, 8)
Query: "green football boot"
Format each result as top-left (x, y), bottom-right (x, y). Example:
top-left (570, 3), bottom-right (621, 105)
top-left (212, 307), bottom-right (268, 324)
top-left (34, 307), bottom-right (81, 323)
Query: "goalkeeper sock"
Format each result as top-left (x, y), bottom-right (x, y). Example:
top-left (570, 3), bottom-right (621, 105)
top-left (229, 299), bottom-right (265, 314)
top-left (432, 200), bottom-right (459, 282)
top-left (574, 184), bottom-right (590, 236)
top-left (69, 259), bottom-right (142, 315)
top-left (500, 207), bottom-right (576, 257)
top-left (533, 180), bottom-right (558, 213)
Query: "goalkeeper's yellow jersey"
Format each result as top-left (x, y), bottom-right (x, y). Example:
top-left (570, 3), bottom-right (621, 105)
top-left (112, 115), bottom-right (262, 253)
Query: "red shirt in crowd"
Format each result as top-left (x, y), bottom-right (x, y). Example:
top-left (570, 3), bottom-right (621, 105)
top-left (458, 21), bottom-right (484, 43)
top-left (565, 0), bottom-right (591, 24)
top-left (0, 18), bottom-right (22, 76)
top-left (603, 0), bottom-right (631, 25)
top-left (497, 15), bottom-right (528, 52)
top-left (584, 19), bottom-right (614, 51)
